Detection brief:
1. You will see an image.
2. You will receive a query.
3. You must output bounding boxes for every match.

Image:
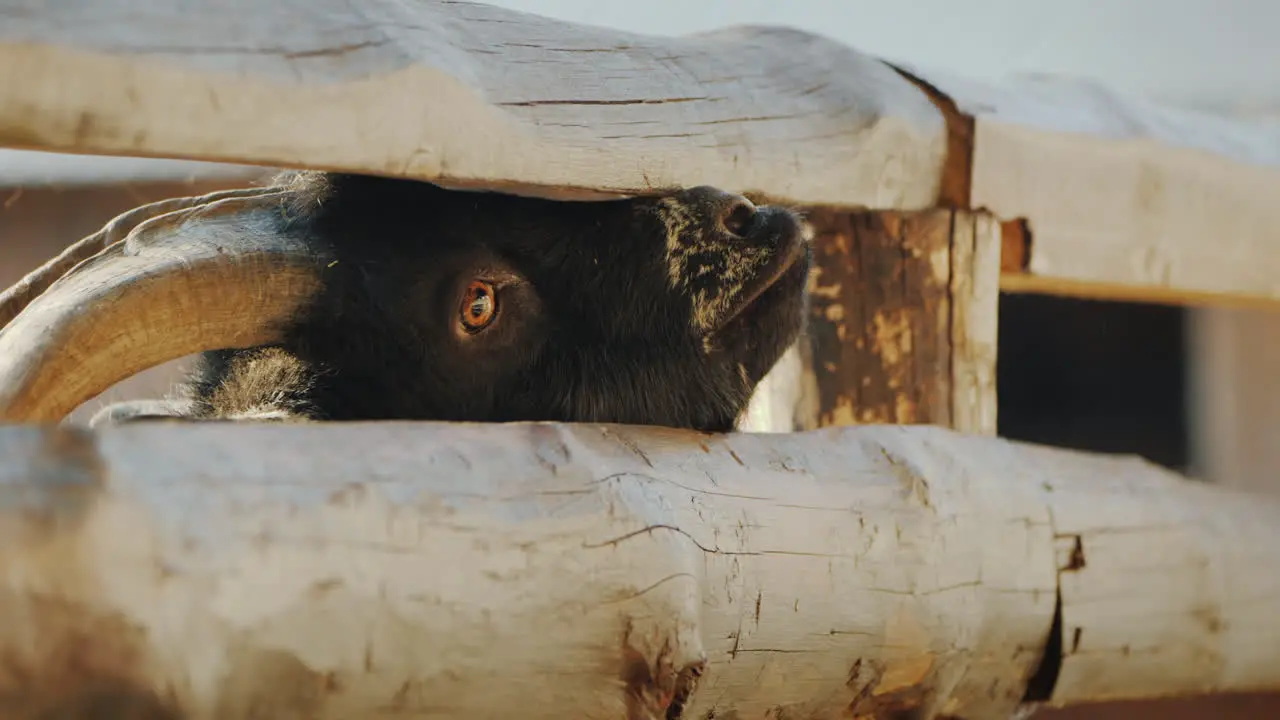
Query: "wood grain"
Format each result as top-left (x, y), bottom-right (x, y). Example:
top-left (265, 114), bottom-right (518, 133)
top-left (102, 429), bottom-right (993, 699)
top-left (0, 422), bottom-right (1277, 718)
top-left (949, 211), bottom-right (1000, 435)
top-left (896, 65), bottom-right (1280, 307)
top-left (5, 1), bottom-right (1280, 306)
top-left (795, 208), bottom-right (999, 435)
top-left (0, 0), bottom-right (946, 208)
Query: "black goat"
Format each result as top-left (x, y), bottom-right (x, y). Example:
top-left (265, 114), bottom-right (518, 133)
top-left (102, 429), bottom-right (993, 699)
top-left (0, 172), bottom-right (811, 432)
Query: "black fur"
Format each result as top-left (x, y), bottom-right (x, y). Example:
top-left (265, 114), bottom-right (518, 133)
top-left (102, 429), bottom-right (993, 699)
top-left (97, 171), bottom-right (812, 433)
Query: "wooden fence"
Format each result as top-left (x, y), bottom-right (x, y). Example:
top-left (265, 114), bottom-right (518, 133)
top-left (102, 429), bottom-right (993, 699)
top-left (1, 1), bottom-right (1279, 717)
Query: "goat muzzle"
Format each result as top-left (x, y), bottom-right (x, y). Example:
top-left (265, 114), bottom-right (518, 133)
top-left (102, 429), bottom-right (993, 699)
top-left (0, 189), bottom-right (327, 423)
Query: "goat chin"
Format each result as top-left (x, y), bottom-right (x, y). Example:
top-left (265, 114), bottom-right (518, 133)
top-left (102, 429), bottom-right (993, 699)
top-left (8, 172), bottom-right (813, 433)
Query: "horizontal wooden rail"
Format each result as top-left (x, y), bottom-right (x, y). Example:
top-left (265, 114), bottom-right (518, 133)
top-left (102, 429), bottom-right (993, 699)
top-left (0, 0), bottom-right (947, 209)
top-left (4, 0), bottom-right (1280, 307)
top-left (898, 64), bottom-right (1280, 307)
top-left (0, 421), bottom-right (1277, 719)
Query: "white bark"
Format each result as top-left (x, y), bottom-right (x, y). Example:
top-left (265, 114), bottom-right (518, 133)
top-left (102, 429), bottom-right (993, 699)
top-left (0, 422), bottom-right (1277, 719)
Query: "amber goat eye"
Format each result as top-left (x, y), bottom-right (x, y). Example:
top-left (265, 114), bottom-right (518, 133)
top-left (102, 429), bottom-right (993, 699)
top-left (460, 280), bottom-right (498, 332)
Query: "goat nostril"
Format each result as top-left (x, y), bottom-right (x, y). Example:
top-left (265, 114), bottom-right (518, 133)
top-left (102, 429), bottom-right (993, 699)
top-left (721, 199), bottom-right (757, 238)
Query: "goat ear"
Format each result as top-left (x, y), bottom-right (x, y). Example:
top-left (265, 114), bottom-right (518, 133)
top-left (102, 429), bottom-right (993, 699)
top-left (0, 190), bottom-right (328, 424)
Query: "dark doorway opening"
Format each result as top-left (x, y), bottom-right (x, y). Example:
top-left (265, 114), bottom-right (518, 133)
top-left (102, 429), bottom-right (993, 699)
top-left (996, 293), bottom-right (1189, 473)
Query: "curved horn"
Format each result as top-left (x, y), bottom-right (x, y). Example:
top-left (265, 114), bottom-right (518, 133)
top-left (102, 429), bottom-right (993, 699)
top-left (0, 186), bottom-right (283, 330)
top-left (0, 190), bottom-right (328, 423)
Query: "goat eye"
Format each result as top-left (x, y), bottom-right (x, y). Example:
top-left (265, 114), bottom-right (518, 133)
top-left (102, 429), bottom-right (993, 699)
top-left (460, 280), bottom-right (498, 332)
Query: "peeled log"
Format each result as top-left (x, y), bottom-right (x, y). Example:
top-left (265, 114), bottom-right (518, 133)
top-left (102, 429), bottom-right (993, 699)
top-left (894, 63), bottom-right (1280, 307)
top-left (0, 0), bottom-right (946, 209)
top-left (1, 423), bottom-right (1278, 719)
